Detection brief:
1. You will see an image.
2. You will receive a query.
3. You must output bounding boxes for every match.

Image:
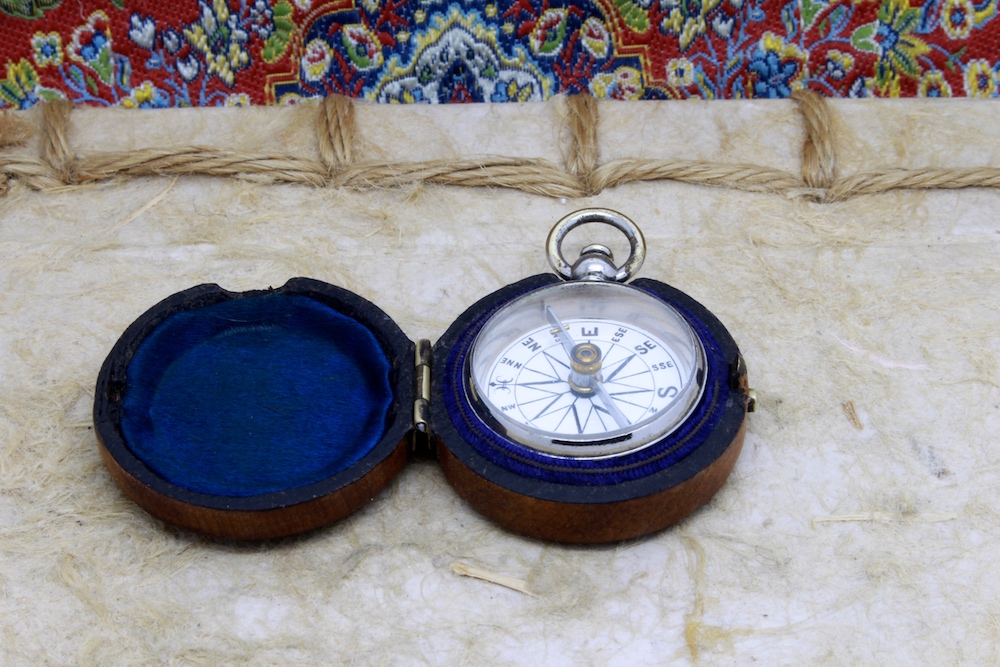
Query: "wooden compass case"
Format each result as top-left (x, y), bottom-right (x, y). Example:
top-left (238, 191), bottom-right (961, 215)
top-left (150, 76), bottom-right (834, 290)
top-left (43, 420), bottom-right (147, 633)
top-left (94, 276), bottom-right (750, 542)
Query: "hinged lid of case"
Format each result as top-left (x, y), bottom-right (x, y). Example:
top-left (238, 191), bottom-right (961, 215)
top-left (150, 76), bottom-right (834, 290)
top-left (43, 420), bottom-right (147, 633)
top-left (94, 277), bottom-right (414, 539)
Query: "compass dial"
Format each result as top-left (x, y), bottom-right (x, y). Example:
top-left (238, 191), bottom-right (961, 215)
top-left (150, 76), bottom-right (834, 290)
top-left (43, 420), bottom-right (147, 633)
top-left (469, 282), bottom-right (706, 458)
top-left (486, 318), bottom-right (684, 429)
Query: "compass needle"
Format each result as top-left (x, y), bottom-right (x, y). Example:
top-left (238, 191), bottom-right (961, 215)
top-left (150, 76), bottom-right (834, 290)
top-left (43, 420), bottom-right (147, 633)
top-left (571, 403), bottom-right (583, 434)
top-left (609, 388), bottom-right (653, 396)
top-left (603, 354), bottom-right (635, 383)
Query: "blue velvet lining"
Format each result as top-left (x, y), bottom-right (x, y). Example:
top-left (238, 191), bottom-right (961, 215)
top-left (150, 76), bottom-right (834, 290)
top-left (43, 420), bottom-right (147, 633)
top-left (120, 294), bottom-right (393, 497)
top-left (441, 285), bottom-right (731, 486)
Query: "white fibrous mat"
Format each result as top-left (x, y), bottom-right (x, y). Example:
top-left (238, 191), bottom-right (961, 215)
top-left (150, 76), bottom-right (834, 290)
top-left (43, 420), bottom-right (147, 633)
top-left (1, 99), bottom-right (998, 666)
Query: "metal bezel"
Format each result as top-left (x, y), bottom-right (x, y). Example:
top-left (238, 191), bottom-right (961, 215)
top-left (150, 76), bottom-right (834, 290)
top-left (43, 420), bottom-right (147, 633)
top-left (466, 281), bottom-right (707, 459)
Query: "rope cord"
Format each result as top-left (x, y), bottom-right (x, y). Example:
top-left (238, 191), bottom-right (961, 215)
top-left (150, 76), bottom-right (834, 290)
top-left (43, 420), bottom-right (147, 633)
top-left (1, 92), bottom-right (998, 202)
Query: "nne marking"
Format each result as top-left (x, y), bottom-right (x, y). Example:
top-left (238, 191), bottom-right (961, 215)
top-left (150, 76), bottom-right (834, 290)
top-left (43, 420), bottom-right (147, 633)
top-left (499, 356), bottom-right (522, 369)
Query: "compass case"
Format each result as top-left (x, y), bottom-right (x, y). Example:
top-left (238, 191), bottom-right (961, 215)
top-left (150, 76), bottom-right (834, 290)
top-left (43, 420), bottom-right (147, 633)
top-left (95, 275), bottom-right (747, 542)
top-left (432, 275), bottom-right (749, 543)
top-left (93, 278), bottom-right (414, 539)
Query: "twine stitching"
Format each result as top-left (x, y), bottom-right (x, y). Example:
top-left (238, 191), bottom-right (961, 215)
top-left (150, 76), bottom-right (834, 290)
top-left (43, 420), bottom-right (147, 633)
top-left (317, 94), bottom-right (357, 174)
top-left (1, 92), bottom-right (999, 203)
top-left (41, 100), bottom-right (75, 185)
top-left (791, 89), bottom-right (836, 191)
top-left (561, 94), bottom-right (599, 195)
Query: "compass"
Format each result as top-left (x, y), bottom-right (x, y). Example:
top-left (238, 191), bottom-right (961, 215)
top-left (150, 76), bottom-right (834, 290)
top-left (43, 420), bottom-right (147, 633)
top-left (469, 279), bottom-right (706, 458)
top-left (433, 208), bottom-right (754, 541)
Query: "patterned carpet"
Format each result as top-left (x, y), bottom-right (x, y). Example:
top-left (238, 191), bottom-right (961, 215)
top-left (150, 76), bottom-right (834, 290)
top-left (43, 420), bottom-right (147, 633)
top-left (2, 0), bottom-right (1000, 107)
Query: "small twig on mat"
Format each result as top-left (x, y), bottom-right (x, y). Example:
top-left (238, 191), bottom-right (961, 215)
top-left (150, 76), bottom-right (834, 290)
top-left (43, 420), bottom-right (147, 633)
top-left (842, 401), bottom-right (863, 430)
top-left (450, 561), bottom-right (536, 596)
top-left (812, 512), bottom-right (957, 528)
top-left (111, 176), bottom-right (179, 232)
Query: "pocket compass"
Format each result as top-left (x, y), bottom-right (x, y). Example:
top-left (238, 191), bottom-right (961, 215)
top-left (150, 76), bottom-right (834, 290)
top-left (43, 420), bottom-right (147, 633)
top-left (467, 212), bottom-right (706, 458)
top-left (94, 208), bottom-right (753, 542)
top-left (433, 208), bottom-right (753, 541)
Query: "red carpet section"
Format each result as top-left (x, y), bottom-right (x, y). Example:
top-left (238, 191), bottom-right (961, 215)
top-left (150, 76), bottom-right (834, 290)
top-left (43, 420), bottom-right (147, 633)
top-left (2, 0), bottom-right (999, 107)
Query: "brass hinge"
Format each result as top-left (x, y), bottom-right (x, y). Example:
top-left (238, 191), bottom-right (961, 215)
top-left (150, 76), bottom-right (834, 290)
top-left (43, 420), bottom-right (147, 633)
top-left (730, 352), bottom-right (757, 413)
top-left (413, 338), bottom-right (432, 435)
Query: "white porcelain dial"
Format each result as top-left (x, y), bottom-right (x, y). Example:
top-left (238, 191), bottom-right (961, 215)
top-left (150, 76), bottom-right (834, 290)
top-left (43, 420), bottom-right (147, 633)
top-left (469, 281), bottom-right (706, 458)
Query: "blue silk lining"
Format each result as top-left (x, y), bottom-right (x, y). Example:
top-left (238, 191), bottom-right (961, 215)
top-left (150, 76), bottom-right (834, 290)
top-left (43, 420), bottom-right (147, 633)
top-left (120, 294), bottom-right (393, 497)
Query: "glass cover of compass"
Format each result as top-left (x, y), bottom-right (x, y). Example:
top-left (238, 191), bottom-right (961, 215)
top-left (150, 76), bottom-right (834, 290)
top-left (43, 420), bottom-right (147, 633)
top-left (469, 280), bottom-right (706, 458)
